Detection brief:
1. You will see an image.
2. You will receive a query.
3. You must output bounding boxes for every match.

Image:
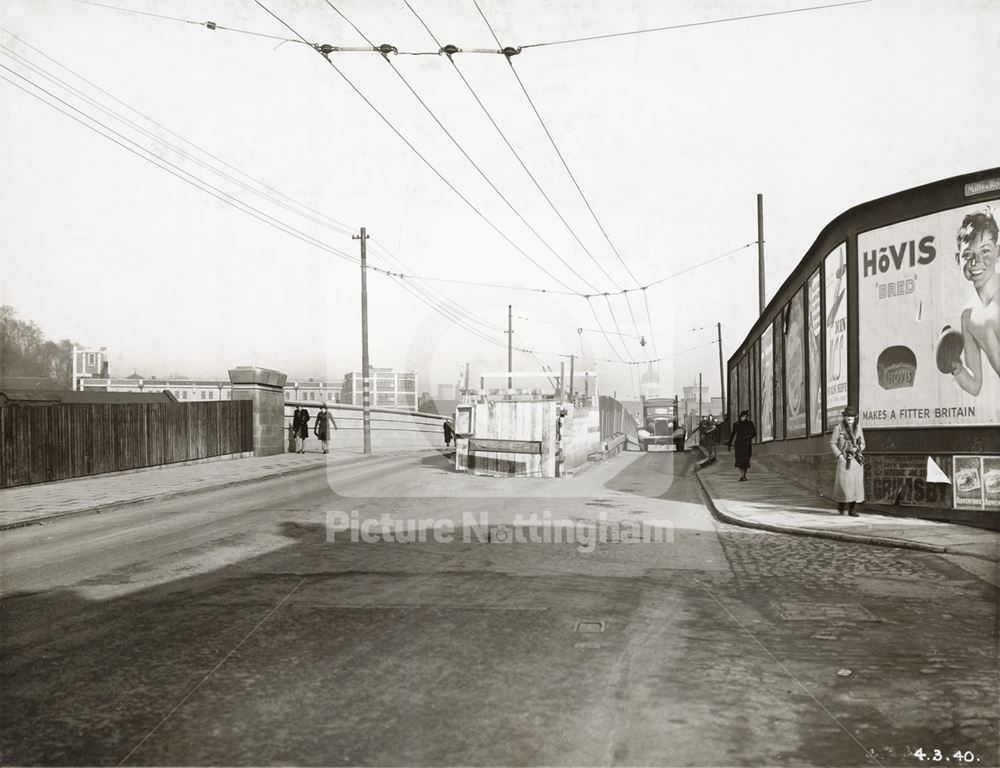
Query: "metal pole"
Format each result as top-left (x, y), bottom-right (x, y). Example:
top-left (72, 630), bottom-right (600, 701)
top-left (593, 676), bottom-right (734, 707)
top-left (507, 305), bottom-right (513, 397)
top-left (568, 355), bottom-right (575, 401)
top-left (354, 227), bottom-right (372, 455)
top-left (559, 360), bottom-right (565, 401)
top-left (757, 193), bottom-right (765, 315)
top-left (717, 322), bottom-right (725, 417)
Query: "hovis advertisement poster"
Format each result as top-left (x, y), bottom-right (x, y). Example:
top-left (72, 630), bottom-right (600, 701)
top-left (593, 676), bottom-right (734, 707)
top-left (825, 244), bottom-right (849, 427)
top-left (858, 203), bottom-right (1000, 428)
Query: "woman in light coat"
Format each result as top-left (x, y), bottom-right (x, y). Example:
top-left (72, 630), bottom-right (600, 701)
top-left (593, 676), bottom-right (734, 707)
top-left (313, 404), bottom-right (337, 454)
top-left (830, 405), bottom-right (865, 516)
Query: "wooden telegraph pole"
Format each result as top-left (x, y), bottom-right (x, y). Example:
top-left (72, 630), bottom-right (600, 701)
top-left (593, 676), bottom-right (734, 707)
top-left (354, 227), bottom-right (372, 455)
top-left (757, 194), bottom-right (766, 315)
top-left (507, 305), bottom-right (513, 398)
top-left (717, 322), bottom-right (726, 416)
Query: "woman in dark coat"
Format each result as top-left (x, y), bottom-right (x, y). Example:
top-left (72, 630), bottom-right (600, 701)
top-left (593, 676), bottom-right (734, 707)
top-left (728, 410), bottom-right (757, 481)
top-left (292, 407), bottom-right (310, 453)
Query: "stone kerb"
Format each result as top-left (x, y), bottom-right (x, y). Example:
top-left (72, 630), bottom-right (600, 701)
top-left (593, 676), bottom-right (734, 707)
top-left (230, 366), bottom-right (288, 457)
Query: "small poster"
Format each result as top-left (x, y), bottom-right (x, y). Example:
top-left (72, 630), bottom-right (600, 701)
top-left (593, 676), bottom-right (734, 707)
top-left (983, 457), bottom-right (1000, 511)
top-left (953, 456), bottom-right (985, 510)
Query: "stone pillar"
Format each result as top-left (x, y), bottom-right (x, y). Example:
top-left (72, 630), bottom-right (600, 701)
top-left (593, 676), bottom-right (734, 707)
top-left (229, 366), bottom-right (288, 457)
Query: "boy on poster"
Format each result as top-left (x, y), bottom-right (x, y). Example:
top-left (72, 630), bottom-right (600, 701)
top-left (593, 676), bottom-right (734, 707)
top-left (936, 209), bottom-right (1000, 395)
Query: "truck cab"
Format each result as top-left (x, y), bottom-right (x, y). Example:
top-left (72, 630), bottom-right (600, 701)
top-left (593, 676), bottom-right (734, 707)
top-left (638, 397), bottom-right (682, 451)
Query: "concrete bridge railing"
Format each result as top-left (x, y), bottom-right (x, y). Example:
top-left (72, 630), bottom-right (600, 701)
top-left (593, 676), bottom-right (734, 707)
top-left (285, 402), bottom-right (447, 453)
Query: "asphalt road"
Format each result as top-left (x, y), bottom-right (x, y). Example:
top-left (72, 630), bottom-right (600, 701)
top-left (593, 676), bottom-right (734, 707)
top-left (1, 451), bottom-right (997, 767)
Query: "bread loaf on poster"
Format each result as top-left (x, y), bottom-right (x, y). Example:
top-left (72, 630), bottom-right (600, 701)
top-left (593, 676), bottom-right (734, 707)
top-left (877, 345), bottom-right (916, 389)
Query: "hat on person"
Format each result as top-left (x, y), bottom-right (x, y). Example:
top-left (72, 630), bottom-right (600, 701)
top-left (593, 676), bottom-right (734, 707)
top-left (842, 406), bottom-right (858, 417)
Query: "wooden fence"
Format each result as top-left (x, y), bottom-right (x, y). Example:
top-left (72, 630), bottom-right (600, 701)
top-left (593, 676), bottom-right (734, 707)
top-left (0, 401), bottom-right (253, 488)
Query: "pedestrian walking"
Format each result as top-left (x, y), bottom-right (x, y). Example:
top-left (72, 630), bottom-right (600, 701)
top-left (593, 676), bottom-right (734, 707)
top-left (443, 419), bottom-right (454, 448)
top-left (702, 416), bottom-right (717, 460)
top-left (728, 410), bottom-right (757, 481)
top-left (292, 407), bottom-right (310, 453)
top-left (313, 404), bottom-right (337, 454)
top-left (831, 405), bottom-right (865, 516)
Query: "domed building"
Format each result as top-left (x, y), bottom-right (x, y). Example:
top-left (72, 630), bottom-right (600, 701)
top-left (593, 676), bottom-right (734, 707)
top-left (640, 362), bottom-right (660, 399)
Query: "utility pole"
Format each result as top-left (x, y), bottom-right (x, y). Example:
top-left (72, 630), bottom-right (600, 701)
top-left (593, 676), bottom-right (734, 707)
top-left (353, 227), bottom-right (372, 455)
top-left (757, 193), bottom-right (766, 315)
top-left (559, 360), bottom-right (565, 400)
top-left (568, 355), bottom-right (575, 402)
top-left (507, 304), bottom-right (513, 398)
top-left (717, 322), bottom-right (726, 417)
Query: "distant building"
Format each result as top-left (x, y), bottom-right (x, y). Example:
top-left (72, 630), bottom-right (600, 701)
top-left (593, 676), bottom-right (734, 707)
top-left (681, 385), bottom-right (724, 418)
top-left (81, 375), bottom-right (343, 404)
top-left (71, 346), bottom-right (108, 390)
top-left (437, 383), bottom-right (457, 400)
top-left (342, 367), bottom-right (417, 410)
top-left (639, 362), bottom-right (660, 399)
top-left (284, 379), bottom-right (342, 404)
top-left (81, 376), bottom-right (234, 401)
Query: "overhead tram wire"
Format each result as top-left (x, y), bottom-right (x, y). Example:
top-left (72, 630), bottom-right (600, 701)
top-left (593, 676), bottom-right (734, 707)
top-left (511, 339), bottom-right (718, 368)
top-left (317, 1), bottom-right (596, 297)
top-left (69, 0), bottom-right (311, 46)
top-left (603, 293), bottom-right (637, 363)
top-left (585, 297), bottom-right (628, 364)
top-left (401, 0), bottom-right (623, 295)
top-left (473, 0), bottom-right (645, 354)
top-left (517, 0), bottom-right (872, 49)
top-left (18, 18), bottom-right (758, 302)
top-left (1, 38), bottom-right (754, 312)
top-left (0, 36), bottom-right (586, 300)
top-left (251, 1), bottom-right (591, 298)
top-left (366, 240), bottom-right (506, 335)
top-left (0, 40), bottom-right (360, 242)
top-left (70, 0), bottom-right (870, 56)
top-left (0, 28), bottom-right (362, 240)
top-left (0, 65), bottom-right (367, 270)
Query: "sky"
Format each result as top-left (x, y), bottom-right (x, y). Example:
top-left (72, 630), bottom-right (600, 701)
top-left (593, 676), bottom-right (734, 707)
top-left (1, 0), bottom-right (998, 399)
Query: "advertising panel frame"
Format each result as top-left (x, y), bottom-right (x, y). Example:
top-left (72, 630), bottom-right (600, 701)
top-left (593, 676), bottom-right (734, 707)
top-left (773, 313), bottom-right (785, 440)
top-left (825, 243), bottom-right (849, 429)
top-left (760, 324), bottom-right (774, 442)
top-left (857, 202), bottom-right (1000, 429)
top-left (807, 268), bottom-right (824, 435)
top-left (784, 287), bottom-right (808, 438)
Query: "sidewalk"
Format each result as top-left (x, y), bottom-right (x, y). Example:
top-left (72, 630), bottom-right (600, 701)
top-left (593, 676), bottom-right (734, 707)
top-left (695, 453), bottom-right (1000, 563)
top-left (0, 450), bottom-right (429, 531)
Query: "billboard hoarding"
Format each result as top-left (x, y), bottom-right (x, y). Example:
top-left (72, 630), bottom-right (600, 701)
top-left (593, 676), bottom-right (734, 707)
top-left (825, 243), bottom-right (849, 426)
top-left (761, 325), bottom-right (773, 441)
top-left (858, 204), bottom-right (1000, 428)
top-left (784, 288), bottom-right (807, 437)
top-left (808, 269), bottom-right (823, 435)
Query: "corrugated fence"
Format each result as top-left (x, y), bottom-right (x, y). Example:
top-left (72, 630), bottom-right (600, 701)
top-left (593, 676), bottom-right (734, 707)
top-left (0, 401), bottom-right (253, 488)
top-left (599, 395), bottom-right (639, 445)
